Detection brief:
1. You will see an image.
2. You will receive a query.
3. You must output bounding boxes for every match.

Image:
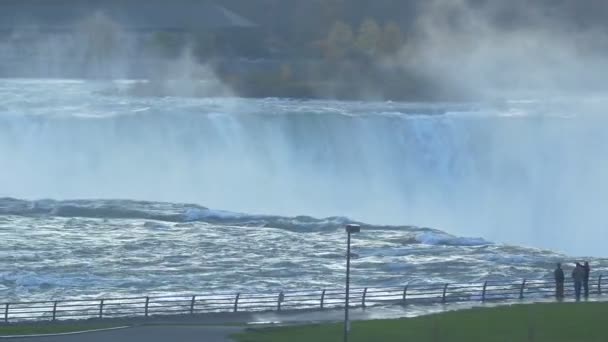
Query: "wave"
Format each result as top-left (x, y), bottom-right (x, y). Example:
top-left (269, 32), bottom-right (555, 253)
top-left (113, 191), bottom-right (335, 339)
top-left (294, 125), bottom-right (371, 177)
top-left (416, 231), bottom-right (491, 246)
top-left (0, 197), bottom-right (353, 228)
top-left (0, 197), bottom-right (491, 247)
top-left (0, 198), bottom-right (190, 222)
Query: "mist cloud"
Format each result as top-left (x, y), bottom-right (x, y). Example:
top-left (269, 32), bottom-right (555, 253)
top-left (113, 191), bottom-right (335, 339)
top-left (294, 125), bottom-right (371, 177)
top-left (0, 12), bottom-right (232, 97)
top-left (394, 0), bottom-right (608, 99)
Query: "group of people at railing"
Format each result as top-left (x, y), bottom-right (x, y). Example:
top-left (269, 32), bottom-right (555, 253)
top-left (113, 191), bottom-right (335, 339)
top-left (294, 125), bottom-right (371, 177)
top-left (554, 262), bottom-right (591, 301)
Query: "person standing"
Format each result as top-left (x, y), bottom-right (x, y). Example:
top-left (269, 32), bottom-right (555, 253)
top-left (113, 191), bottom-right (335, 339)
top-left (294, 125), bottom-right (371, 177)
top-left (572, 262), bottom-right (585, 301)
top-left (554, 263), bottom-right (565, 300)
top-left (583, 261), bottom-right (591, 299)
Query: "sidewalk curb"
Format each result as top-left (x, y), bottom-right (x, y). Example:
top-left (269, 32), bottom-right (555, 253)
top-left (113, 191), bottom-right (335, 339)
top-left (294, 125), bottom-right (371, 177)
top-left (0, 326), bottom-right (130, 339)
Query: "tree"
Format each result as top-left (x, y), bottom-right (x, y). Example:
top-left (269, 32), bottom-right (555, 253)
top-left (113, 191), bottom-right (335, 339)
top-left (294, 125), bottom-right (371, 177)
top-left (380, 21), bottom-right (404, 56)
top-left (325, 21), bottom-right (354, 61)
top-left (356, 18), bottom-right (382, 57)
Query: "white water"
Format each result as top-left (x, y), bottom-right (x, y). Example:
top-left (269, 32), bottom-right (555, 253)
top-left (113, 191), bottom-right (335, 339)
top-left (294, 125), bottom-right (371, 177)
top-left (1, 80), bottom-right (608, 256)
top-left (0, 210), bottom-right (568, 302)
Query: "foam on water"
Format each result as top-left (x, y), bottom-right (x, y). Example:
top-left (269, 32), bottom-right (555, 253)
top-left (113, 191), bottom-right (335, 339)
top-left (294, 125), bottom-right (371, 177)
top-left (0, 210), bottom-right (587, 302)
top-left (1, 79), bottom-right (608, 301)
top-left (416, 232), bottom-right (491, 247)
top-left (183, 208), bottom-right (247, 221)
top-left (1, 195), bottom-right (594, 302)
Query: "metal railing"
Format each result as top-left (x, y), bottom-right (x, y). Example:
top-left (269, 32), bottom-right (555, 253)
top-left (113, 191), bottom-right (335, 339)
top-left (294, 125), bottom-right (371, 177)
top-left (1, 275), bottom-right (604, 323)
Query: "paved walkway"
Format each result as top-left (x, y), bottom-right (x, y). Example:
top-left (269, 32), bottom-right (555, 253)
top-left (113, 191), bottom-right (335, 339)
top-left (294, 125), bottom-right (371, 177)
top-left (3, 326), bottom-right (243, 342)
top-left (0, 304), bottom-right (467, 342)
top-left (4, 296), bottom-right (606, 341)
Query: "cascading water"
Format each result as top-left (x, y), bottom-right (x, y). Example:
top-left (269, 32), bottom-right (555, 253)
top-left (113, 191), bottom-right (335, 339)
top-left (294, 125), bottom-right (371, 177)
top-left (1, 80), bottom-right (607, 257)
top-left (2, 5), bottom-right (608, 306)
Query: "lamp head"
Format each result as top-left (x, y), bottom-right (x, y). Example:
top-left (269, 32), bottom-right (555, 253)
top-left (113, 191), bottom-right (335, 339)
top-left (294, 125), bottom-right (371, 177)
top-left (345, 224), bottom-right (361, 234)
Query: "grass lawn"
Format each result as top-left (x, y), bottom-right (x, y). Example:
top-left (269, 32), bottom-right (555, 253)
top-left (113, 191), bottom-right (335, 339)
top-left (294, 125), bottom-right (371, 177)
top-left (234, 302), bottom-right (608, 342)
top-left (0, 323), bottom-right (122, 336)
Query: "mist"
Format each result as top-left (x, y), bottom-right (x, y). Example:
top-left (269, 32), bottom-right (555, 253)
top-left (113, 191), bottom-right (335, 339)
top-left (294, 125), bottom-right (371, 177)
top-left (1, 1), bottom-right (608, 257)
top-left (371, 0), bottom-right (608, 255)
top-left (0, 11), bottom-right (231, 96)
top-left (393, 0), bottom-right (608, 100)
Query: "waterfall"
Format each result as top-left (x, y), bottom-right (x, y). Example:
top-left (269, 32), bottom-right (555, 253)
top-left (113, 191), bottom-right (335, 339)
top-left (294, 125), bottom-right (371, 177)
top-left (1, 82), bottom-right (607, 255)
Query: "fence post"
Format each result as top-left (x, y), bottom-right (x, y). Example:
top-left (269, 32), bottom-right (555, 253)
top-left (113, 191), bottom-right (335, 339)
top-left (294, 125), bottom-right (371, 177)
top-left (4, 303), bottom-right (8, 323)
top-left (482, 281), bottom-right (488, 303)
top-left (442, 284), bottom-right (449, 303)
top-left (402, 285), bottom-right (408, 304)
top-left (277, 292), bottom-right (284, 312)
top-left (520, 279), bottom-right (527, 299)
top-left (320, 290), bottom-right (326, 309)
top-left (598, 275), bottom-right (603, 295)
top-left (52, 301), bottom-right (58, 321)
top-left (144, 297), bottom-right (150, 317)
top-left (190, 296), bottom-right (196, 315)
top-left (233, 293), bottom-right (240, 313)
top-left (99, 299), bottom-right (104, 319)
top-left (362, 288), bottom-right (368, 308)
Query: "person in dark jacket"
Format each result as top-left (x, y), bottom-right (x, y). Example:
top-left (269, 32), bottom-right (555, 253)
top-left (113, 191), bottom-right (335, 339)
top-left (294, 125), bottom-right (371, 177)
top-left (583, 261), bottom-right (591, 299)
top-left (554, 263), bottom-right (565, 300)
top-left (572, 262), bottom-right (585, 301)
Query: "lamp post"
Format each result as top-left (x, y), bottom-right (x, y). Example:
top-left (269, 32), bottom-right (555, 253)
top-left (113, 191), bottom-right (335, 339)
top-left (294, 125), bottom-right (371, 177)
top-left (344, 224), bottom-right (360, 342)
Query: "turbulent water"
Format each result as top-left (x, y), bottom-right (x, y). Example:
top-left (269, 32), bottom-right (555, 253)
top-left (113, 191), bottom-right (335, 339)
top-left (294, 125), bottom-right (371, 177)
top-left (0, 197), bottom-right (582, 302)
top-left (1, 79), bottom-right (608, 302)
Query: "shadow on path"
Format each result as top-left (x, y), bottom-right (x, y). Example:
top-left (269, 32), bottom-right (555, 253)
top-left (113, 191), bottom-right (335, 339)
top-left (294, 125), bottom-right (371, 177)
top-left (5, 326), bottom-right (243, 342)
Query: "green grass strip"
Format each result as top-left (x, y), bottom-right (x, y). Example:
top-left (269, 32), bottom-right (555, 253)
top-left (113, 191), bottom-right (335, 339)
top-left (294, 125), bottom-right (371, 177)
top-left (234, 302), bottom-right (608, 342)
